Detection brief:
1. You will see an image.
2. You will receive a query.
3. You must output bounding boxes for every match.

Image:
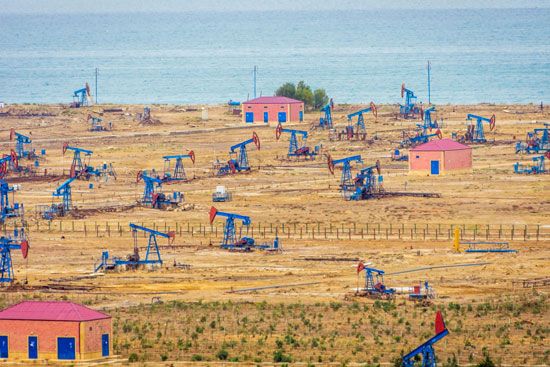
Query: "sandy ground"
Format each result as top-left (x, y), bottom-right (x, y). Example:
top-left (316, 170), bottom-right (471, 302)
top-left (2, 105), bottom-right (550, 305)
top-left (0, 103), bottom-right (548, 364)
top-left (0, 102), bottom-right (548, 302)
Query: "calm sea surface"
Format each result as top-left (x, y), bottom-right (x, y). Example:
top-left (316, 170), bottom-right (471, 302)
top-left (0, 9), bottom-right (548, 104)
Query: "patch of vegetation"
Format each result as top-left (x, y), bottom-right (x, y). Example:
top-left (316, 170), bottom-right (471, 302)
top-left (109, 295), bottom-right (547, 364)
top-left (275, 81), bottom-right (328, 109)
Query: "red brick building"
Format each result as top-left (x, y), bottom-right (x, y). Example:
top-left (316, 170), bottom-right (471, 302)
top-left (0, 301), bottom-right (111, 361)
top-left (242, 96), bottom-right (304, 124)
top-left (409, 139), bottom-right (472, 175)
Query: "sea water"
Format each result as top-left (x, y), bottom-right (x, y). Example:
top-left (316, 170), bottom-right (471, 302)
top-left (0, 8), bottom-right (548, 104)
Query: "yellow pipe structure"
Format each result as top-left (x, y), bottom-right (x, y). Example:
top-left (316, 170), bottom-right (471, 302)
top-left (453, 227), bottom-right (461, 253)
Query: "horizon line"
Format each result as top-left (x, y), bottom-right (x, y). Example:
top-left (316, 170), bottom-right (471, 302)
top-left (1, 6), bottom-right (549, 15)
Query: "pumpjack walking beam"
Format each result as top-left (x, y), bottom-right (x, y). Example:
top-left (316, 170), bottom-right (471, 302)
top-left (63, 143), bottom-right (93, 178)
top-left (216, 132), bottom-right (261, 176)
top-left (356, 261), bottom-right (395, 299)
top-left (275, 124), bottom-right (316, 158)
top-left (9, 129), bottom-right (36, 159)
top-left (129, 223), bottom-right (173, 265)
top-left (417, 106), bottom-right (439, 135)
top-left (163, 151), bottom-right (195, 181)
top-left (209, 206), bottom-right (251, 249)
top-left (465, 114), bottom-right (496, 143)
top-left (346, 102), bottom-right (377, 135)
top-left (95, 224), bottom-right (175, 271)
top-left (71, 83), bottom-right (92, 108)
top-left (0, 179), bottom-right (24, 224)
top-left (402, 311), bottom-right (449, 367)
top-left (350, 160), bottom-right (382, 201)
top-left (0, 150), bottom-right (18, 178)
top-left (319, 98), bottom-right (334, 129)
top-left (400, 83), bottom-right (422, 119)
top-left (137, 171), bottom-right (162, 205)
top-left (230, 132), bottom-right (260, 171)
top-left (53, 177), bottom-right (77, 215)
top-left (327, 154), bottom-right (362, 199)
top-left (0, 229), bottom-right (30, 284)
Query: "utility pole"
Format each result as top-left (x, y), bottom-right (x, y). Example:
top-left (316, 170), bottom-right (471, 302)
top-left (95, 68), bottom-right (98, 105)
top-left (427, 61), bottom-right (431, 105)
top-left (253, 66), bottom-right (257, 99)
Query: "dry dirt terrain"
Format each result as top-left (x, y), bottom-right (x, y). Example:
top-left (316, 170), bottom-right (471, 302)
top-left (0, 102), bottom-right (548, 365)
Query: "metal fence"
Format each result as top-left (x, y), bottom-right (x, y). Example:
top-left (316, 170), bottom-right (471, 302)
top-left (19, 221), bottom-right (550, 242)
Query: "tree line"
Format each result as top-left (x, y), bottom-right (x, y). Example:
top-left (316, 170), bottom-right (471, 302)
top-left (275, 81), bottom-right (329, 110)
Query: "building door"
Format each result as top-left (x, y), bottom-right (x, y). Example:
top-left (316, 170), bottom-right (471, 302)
top-left (57, 337), bottom-right (75, 360)
top-left (278, 112), bottom-right (287, 123)
top-left (102, 334), bottom-right (109, 357)
top-left (245, 112), bottom-right (254, 123)
top-left (0, 336), bottom-right (7, 358)
top-left (263, 112), bottom-right (268, 123)
top-left (299, 111), bottom-right (303, 122)
top-left (430, 160), bottom-right (440, 175)
top-left (28, 336), bottom-right (38, 359)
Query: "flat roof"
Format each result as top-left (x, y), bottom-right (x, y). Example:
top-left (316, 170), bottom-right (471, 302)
top-left (243, 96), bottom-right (303, 105)
top-left (0, 301), bottom-right (111, 322)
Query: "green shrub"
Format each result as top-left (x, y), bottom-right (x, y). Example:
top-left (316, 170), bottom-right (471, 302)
top-left (273, 350), bottom-right (292, 363)
top-left (216, 348), bottom-right (229, 360)
top-left (191, 354), bottom-right (203, 361)
top-left (128, 353), bottom-right (138, 362)
top-left (443, 354), bottom-right (459, 367)
top-left (477, 351), bottom-right (496, 367)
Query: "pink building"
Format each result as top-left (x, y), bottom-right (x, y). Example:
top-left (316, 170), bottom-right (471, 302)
top-left (242, 96), bottom-right (304, 124)
top-left (0, 301), bottom-right (111, 361)
top-left (409, 139), bottom-right (472, 175)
